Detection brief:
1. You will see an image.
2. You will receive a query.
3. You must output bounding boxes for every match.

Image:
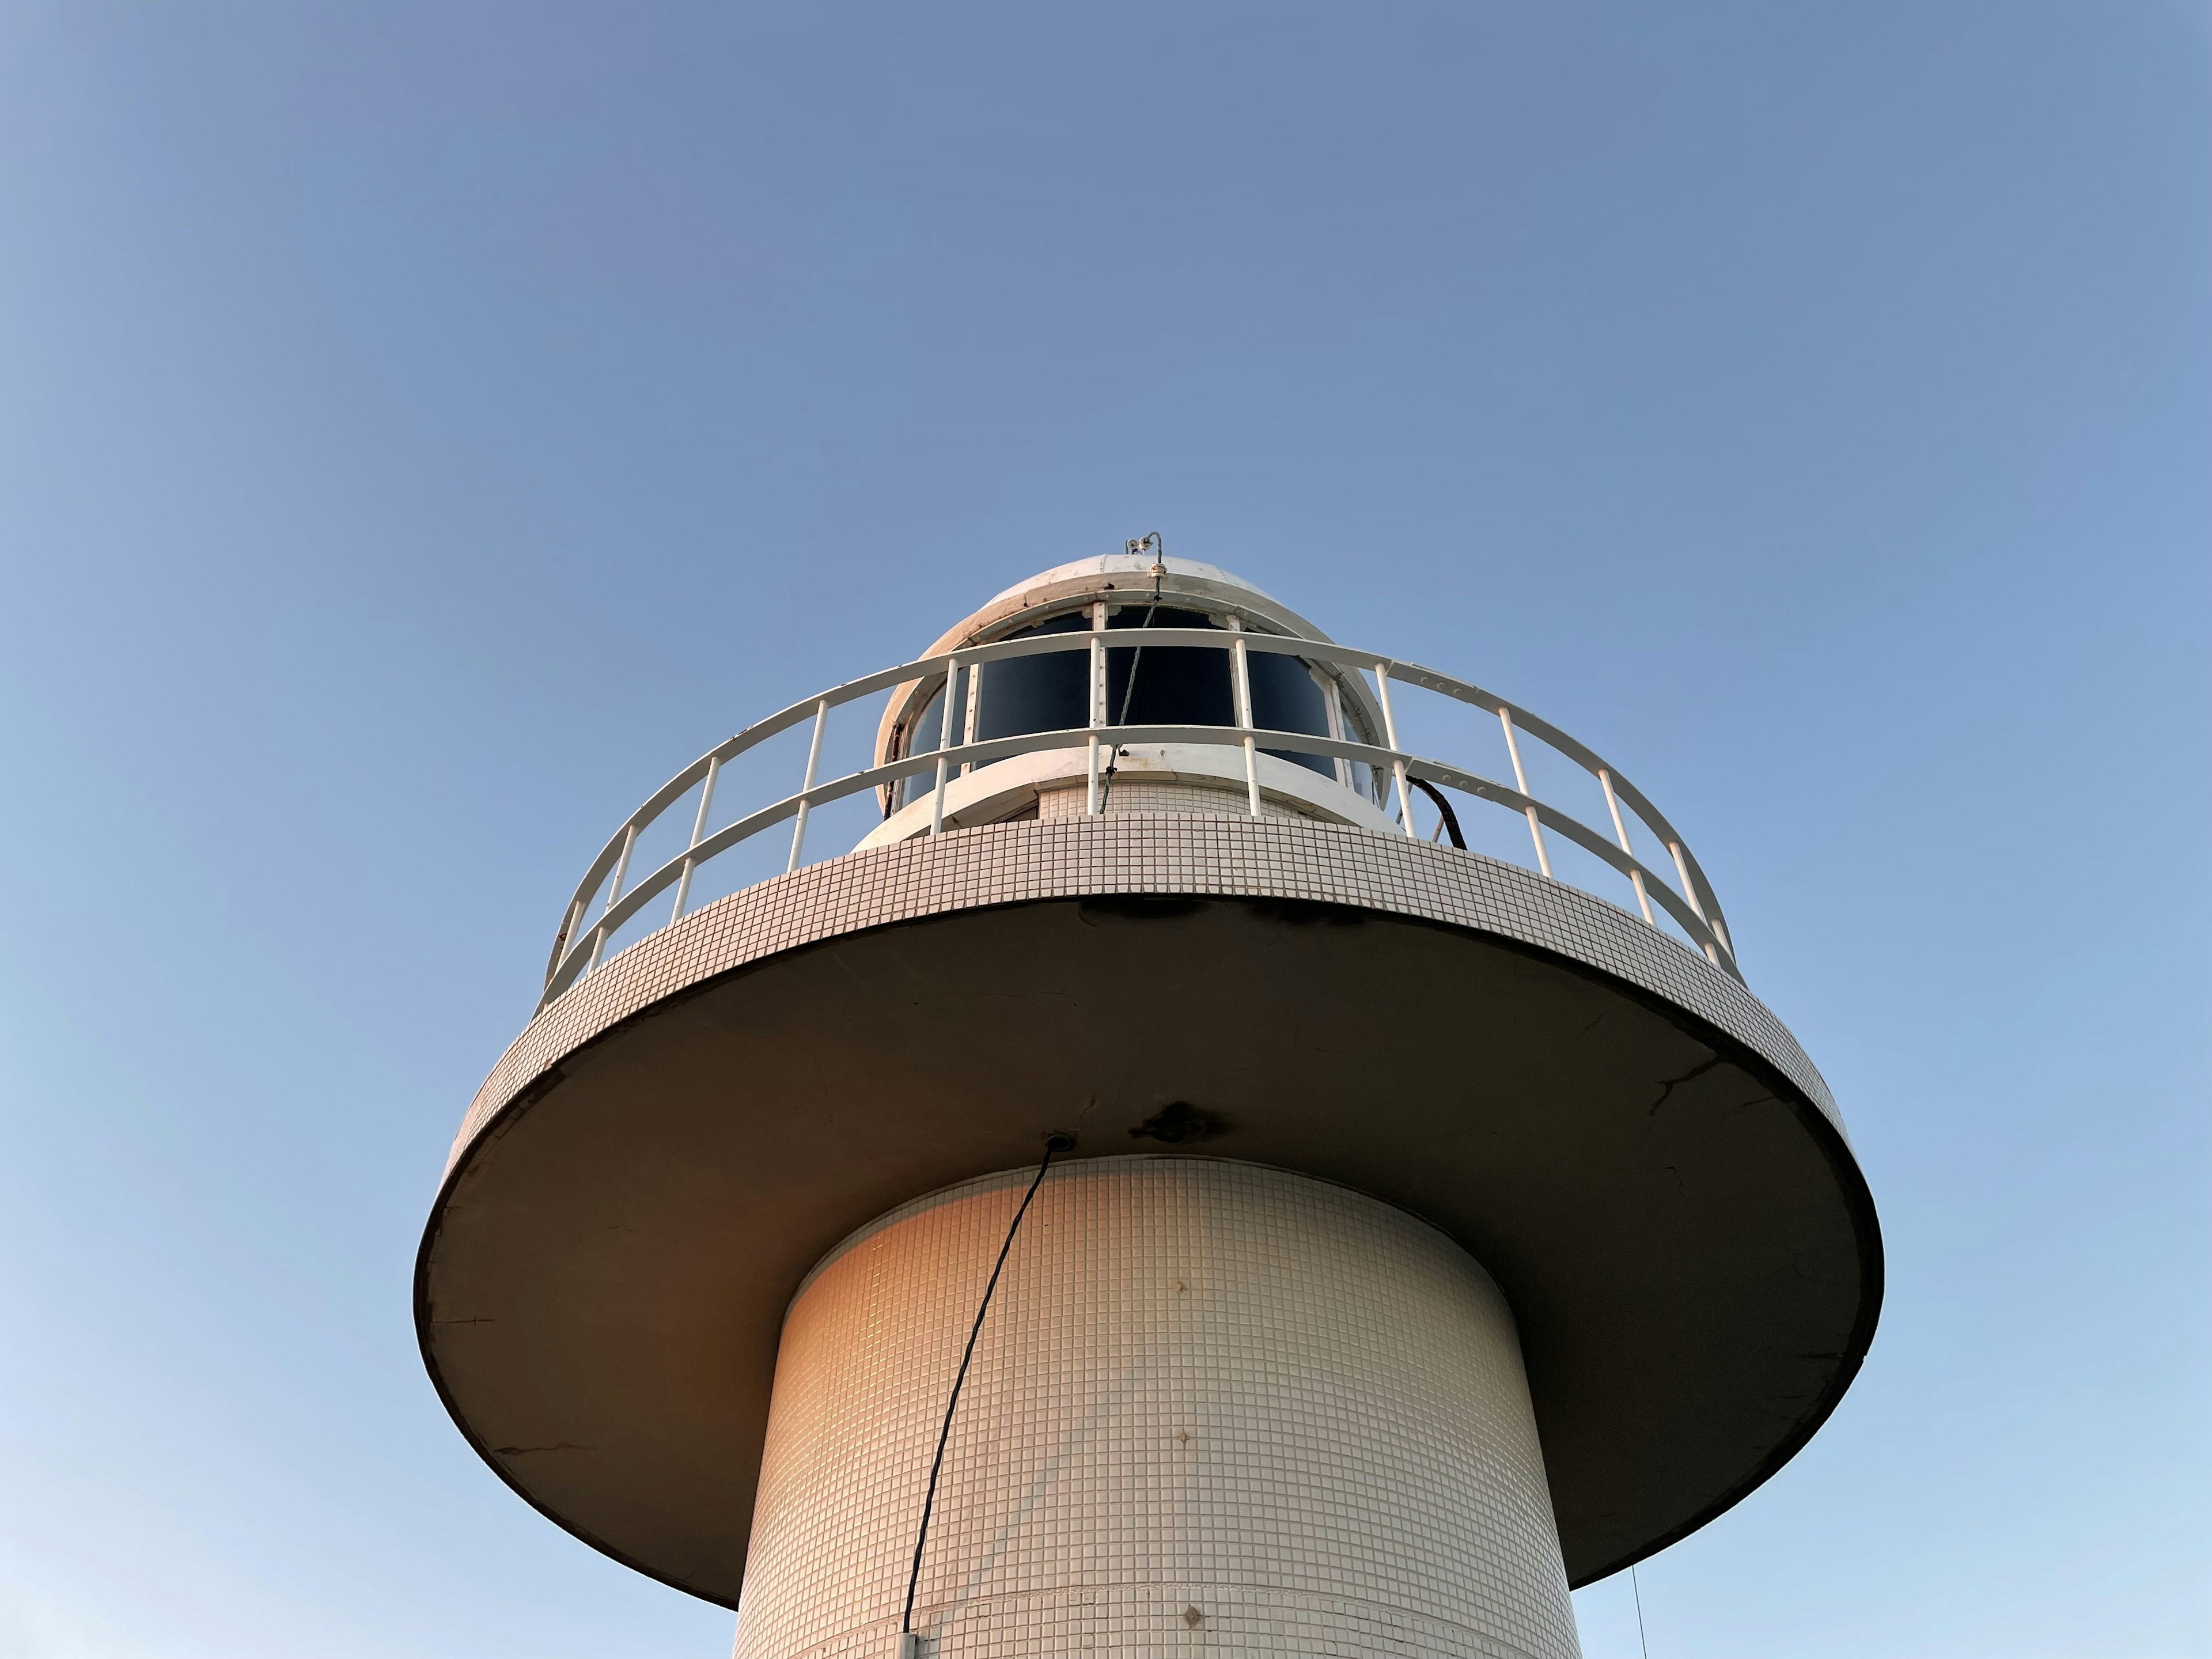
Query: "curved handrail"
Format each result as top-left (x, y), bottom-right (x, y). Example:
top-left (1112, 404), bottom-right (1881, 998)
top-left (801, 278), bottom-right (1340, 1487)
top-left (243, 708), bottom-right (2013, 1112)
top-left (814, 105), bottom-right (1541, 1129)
top-left (537, 630), bottom-right (1743, 1011)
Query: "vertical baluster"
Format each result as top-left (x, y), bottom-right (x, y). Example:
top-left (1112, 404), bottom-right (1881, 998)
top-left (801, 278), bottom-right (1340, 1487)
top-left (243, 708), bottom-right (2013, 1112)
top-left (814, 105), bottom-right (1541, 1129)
top-left (931, 657), bottom-right (958, 835)
top-left (1597, 767), bottom-right (1656, 926)
top-left (1373, 665), bottom-right (1419, 839)
top-left (1497, 707), bottom-right (1553, 877)
top-left (786, 699), bottom-right (829, 873)
top-left (1669, 840), bottom-right (1721, 965)
top-left (671, 755), bottom-right (722, 923)
top-left (1230, 622), bottom-right (1261, 817)
top-left (588, 822), bottom-right (639, 970)
top-left (553, 895), bottom-right (584, 971)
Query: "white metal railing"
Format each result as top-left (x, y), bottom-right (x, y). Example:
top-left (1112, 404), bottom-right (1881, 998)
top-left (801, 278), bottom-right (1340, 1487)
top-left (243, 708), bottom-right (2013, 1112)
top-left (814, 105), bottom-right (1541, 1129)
top-left (537, 629), bottom-right (1740, 1011)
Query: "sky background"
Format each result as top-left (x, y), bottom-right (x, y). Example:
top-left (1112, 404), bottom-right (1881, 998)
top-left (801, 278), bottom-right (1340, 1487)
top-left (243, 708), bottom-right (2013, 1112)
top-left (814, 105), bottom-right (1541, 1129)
top-left (1, 4), bottom-right (2206, 1657)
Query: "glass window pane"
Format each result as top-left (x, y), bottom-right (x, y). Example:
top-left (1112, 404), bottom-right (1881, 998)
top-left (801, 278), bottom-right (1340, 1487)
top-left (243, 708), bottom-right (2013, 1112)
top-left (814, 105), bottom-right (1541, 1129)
top-left (1247, 652), bottom-right (1334, 779)
top-left (974, 613), bottom-right (1090, 743)
top-left (1104, 606), bottom-right (1234, 728)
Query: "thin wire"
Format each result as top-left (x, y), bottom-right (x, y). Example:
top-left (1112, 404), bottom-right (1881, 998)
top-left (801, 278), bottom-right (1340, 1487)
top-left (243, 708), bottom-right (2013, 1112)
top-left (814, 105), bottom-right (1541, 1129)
top-left (900, 1134), bottom-right (1070, 1637)
top-left (1095, 552), bottom-right (1165, 817)
top-left (1631, 1565), bottom-right (1650, 1659)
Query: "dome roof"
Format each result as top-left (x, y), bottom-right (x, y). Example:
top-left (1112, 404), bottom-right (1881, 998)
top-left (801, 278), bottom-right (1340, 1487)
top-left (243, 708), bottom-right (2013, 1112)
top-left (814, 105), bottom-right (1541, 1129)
top-left (981, 552), bottom-right (1286, 612)
top-left (918, 551), bottom-right (1332, 662)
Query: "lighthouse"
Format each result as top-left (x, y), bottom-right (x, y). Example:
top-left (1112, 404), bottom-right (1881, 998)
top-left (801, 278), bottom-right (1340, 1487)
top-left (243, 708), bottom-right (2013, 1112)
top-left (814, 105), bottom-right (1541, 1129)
top-left (418, 547), bottom-right (1881, 1659)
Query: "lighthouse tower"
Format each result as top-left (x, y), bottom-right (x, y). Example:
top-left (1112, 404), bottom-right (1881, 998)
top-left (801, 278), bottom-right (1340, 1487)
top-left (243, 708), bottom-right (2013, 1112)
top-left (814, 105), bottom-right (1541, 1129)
top-left (418, 548), bottom-right (1881, 1659)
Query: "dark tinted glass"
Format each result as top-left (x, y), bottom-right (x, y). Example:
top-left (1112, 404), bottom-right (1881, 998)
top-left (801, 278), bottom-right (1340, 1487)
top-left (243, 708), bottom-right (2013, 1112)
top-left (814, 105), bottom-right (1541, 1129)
top-left (896, 670), bottom-right (968, 809)
top-left (1104, 606), bottom-right (1234, 728)
top-left (975, 613), bottom-right (1090, 742)
top-left (899, 604), bottom-right (1351, 807)
top-left (1246, 652), bottom-right (1334, 779)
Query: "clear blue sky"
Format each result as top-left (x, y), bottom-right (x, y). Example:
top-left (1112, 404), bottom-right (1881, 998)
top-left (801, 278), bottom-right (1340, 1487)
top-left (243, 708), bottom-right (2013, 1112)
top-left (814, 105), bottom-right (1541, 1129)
top-left (1, 5), bottom-right (2205, 1657)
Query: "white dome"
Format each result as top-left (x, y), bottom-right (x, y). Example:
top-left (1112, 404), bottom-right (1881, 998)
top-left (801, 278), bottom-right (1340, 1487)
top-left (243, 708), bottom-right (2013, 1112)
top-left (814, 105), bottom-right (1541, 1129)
top-left (982, 552), bottom-right (1286, 612)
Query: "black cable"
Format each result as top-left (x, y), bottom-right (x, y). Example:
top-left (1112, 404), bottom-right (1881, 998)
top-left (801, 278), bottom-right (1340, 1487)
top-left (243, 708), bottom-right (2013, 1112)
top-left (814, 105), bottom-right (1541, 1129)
top-left (900, 1132), bottom-right (1074, 1638)
top-left (1409, 778), bottom-right (1466, 849)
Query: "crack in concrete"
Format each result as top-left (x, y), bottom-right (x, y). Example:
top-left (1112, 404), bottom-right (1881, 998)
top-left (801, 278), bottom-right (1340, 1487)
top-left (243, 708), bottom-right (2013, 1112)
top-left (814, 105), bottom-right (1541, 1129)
top-left (1647, 1055), bottom-right (1723, 1116)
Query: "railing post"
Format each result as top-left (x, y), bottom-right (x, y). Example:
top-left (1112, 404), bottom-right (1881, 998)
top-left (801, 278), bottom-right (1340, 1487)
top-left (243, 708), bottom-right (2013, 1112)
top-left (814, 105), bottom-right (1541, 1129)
top-left (607, 822), bottom-right (638, 912)
top-left (552, 895), bottom-right (585, 976)
top-left (584, 822), bottom-right (641, 971)
top-left (539, 633), bottom-right (1745, 1009)
top-left (1669, 840), bottom-right (1722, 965)
top-left (1497, 707), bottom-right (1553, 878)
top-left (1373, 665), bottom-right (1419, 839)
top-left (1597, 767), bottom-right (1656, 927)
top-left (1230, 623), bottom-right (1261, 818)
top-left (786, 699), bottom-right (829, 874)
top-left (931, 657), bottom-right (958, 835)
top-left (672, 754), bottom-right (721, 923)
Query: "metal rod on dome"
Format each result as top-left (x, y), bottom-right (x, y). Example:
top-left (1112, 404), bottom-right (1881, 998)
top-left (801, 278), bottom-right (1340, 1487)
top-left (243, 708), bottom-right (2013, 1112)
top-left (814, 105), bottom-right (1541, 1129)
top-left (960, 663), bottom-right (982, 777)
top-left (1230, 624), bottom-right (1261, 818)
top-left (1599, 767), bottom-right (1656, 927)
top-left (671, 755), bottom-right (721, 923)
top-left (786, 699), bottom-right (829, 874)
top-left (931, 658), bottom-right (957, 835)
top-left (1323, 677), bottom-right (1353, 791)
top-left (1498, 708), bottom-right (1554, 878)
top-left (1669, 840), bottom-right (1721, 965)
top-left (1088, 616), bottom-right (1105, 816)
top-left (1373, 665), bottom-right (1419, 839)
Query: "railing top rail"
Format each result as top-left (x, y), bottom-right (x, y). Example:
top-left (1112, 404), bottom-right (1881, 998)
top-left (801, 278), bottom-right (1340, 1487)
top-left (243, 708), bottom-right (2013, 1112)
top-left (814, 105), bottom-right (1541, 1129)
top-left (537, 628), bottom-right (1743, 1014)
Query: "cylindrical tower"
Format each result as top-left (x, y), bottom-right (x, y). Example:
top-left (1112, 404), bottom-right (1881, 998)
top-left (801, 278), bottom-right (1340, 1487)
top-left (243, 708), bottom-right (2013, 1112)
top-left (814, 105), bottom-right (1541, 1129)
top-left (418, 548), bottom-right (1881, 1659)
top-left (738, 1160), bottom-right (1577, 1659)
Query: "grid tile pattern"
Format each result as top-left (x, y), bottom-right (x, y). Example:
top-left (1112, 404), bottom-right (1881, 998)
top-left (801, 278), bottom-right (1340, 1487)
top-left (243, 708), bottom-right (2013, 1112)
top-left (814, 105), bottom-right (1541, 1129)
top-left (732, 1158), bottom-right (1580, 1659)
top-left (1035, 778), bottom-right (1322, 823)
top-left (452, 815), bottom-right (1838, 1176)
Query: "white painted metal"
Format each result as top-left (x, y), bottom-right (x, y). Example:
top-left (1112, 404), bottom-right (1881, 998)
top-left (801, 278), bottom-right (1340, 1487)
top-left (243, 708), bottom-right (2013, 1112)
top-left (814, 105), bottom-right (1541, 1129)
top-left (959, 662), bottom-right (981, 775)
top-left (863, 742), bottom-right (1398, 849)
top-left (607, 822), bottom-right (638, 912)
top-left (1498, 707), bottom-right (1554, 880)
top-left (1670, 839), bottom-right (1721, 966)
top-left (1323, 675), bottom-right (1354, 791)
top-left (533, 626), bottom-right (1741, 1010)
top-left (1372, 665), bottom-right (1419, 840)
top-left (671, 753), bottom-right (721, 923)
top-left (786, 699), bottom-right (830, 874)
top-left (1230, 622), bottom-right (1262, 819)
top-left (1598, 767), bottom-right (1656, 927)
top-left (1089, 613), bottom-right (1106, 816)
top-left (587, 822), bottom-right (639, 970)
top-left (931, 658), bottom-right (958, 837)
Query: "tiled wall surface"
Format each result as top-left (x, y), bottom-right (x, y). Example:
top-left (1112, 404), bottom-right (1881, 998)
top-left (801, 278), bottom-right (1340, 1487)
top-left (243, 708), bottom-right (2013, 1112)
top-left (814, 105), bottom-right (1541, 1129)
top-left (450, 815), bottom-right (1838, 1179)
top-left (733, 1157), bottom-right (1581, 1659)
top-left (1035, 778), bottom-right (1318, 823)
